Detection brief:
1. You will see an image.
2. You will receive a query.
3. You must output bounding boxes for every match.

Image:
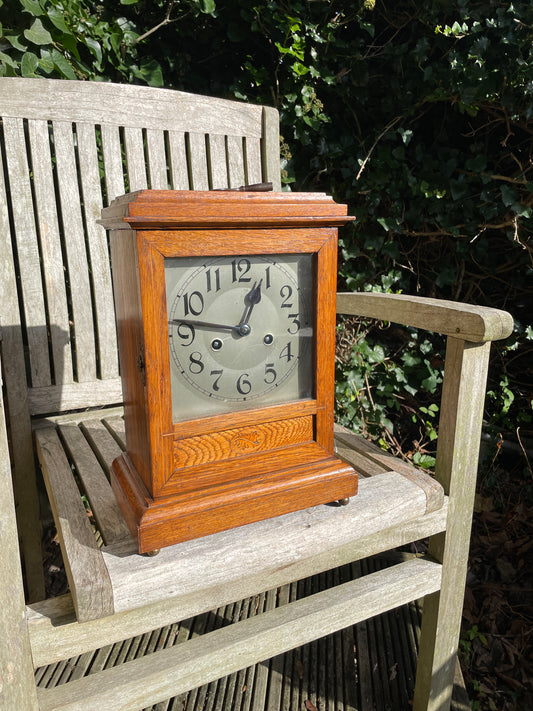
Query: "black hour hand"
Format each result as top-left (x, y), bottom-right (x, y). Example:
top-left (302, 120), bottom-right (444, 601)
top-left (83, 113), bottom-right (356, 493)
top-left (239, 280), bottom-right (262, 326)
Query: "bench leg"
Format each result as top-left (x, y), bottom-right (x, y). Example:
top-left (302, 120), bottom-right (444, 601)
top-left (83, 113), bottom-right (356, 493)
top-left (413, 339), bottom-right (491, 710)
top-left (0, 384), bottom-right (39, 710)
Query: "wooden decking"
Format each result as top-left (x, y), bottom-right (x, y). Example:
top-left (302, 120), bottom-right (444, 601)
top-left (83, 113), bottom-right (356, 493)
top-left (34, 557), bottom-right (469, 711)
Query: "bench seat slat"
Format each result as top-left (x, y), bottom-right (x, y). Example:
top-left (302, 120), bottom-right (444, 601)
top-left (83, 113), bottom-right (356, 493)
top-left (36, 557), bottom-right (442, 711)
top-left (58, 423), bottom-right (130, 546)
top-left (35, 427), bottom-right (114, 621)
top-left (28, 378), bottom-right (123, 416)
top-left (103, 471), bottom-right (440, 615)
top-left (35, 411), bottom-right (446, 626)
top-left (335, 424), bottom-right (444, 513)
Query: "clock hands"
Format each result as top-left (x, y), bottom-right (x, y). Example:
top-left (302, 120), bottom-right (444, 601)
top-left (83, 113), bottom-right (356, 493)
top-left (172, 280), bottom-right (264, 337)
top-left (239, 280), bottom-right (262, 328)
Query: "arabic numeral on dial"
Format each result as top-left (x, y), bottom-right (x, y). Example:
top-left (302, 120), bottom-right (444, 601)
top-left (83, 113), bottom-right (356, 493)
top-left (236, 373), bottom-right (252, 395)
top-left (280, 284), bottom-right (293, 308)
top-left (176, 322), bottom-right (195, 346)
top-left (183, 291), bottom-right (204, 316)
top-left (287, 313), bottom-right (300, 334)
top-left (188, 352), bottom-right (204, 374)
top-left (264, 363), bottom-right (277, 384)
top-left (279, 342), bottom-right (294, 362)
top-left (210, 369), bottom-right (223, 391)
top-left (205, 268), bottom-right (221, 292)
top-left (264, 265), bottom-right (271, 289)
top-left (231, 257), bottom-right (252, 283)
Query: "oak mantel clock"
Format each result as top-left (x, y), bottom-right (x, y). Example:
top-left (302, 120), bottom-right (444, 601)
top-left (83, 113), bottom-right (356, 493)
top-left (100, 189), bottom-right (357, 553)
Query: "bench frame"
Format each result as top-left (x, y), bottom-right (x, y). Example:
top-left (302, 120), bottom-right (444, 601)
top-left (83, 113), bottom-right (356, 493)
top-left (0, 78), bottom-right (513, 711)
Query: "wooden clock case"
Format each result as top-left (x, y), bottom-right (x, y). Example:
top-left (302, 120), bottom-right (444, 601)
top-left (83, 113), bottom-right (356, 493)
top-left (100, 190), bottom-right (358, 553)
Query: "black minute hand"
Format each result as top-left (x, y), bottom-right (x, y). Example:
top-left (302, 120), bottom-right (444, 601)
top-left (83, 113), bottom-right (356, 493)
top-left (170, 318), bottom-right (241, 333)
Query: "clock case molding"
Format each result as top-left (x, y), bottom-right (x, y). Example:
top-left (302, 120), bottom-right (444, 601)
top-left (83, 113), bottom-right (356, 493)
top-left (100, 190), bottom-right (358, 553)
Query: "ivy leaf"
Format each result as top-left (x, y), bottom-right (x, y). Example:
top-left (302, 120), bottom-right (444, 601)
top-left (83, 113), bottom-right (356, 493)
top-left (47, 8), bottom-right (70, 33)
top-left (38, 49), bottom-right (55, 74)
top-left (377, 217), bottom-right (400, 232)
top-left (85, 37), bottom-right (103, 67)
top-left (198, 0), bottom-right (216, 15)
top-left (500, 184), bottom-right (520, 209)
top-left (21, 51), bottom-right (39, 77)
top-left (132, 58), bottom-right (164, 87)
top-left (20, 0), bottom-right (44, 16)
top-left (24, 18), bottom-right (53, 46)
top-left (3, 34), bottom-right (28, 51)
top-left (292, 62), bottom-right (310, 76)
top-left (0, 50), bottom-right (19, 70)
top-left (51, 49), bottom-right (77, 80)
top-left (120, 0), bottom-right (140, 4)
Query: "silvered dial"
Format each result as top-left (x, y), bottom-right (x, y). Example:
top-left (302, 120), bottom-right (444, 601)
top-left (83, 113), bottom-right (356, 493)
top-left (165, 254), bottom-right (314, 422)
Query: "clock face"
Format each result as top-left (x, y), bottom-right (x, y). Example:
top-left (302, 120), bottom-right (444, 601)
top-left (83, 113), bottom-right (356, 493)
top-left (165, 253), bottom-right (314, 422)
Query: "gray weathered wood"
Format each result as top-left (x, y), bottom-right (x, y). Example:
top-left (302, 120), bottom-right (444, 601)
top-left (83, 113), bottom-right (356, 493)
top-left (0, 79), bottom-right (265, 137)
top-left (76, 121), bottom-right (120, 379)
top-left (124, 126), bottom-right (148, 192)
top-left (146, 128), bottom-right (169, 190)
top-left (413, 339), bottom-right (492, 711)
top-left (188, 131), bottom-right (210, 189)
top-left (337, 292), bottom-right (514, 343)
top-left (103, 472), bottom-right (440, 615)
top-left (167, 130), bottom-right (190, 190)
top-left (33, 503), bottom-right (444, 668)
top-left (2, 116), bottom-right (51, 386)
top-left (0, 352), bottom-right (39, 710)
top-left (262, 106), bottom-right (282, 190)
top-left (27, 119), bottom-right (74, 383)
top-left (101, 123), bottom-right (126, 200)
top-left (0, 76), bottom-right (515, 711)
top-left (0, 125), bottom-right (45, 602)
top-left (334, 425), bottom-right (444, 513)
top-left (28, 378), bottom-right (124, 415)
top-left (36, 558), bottom-right (442, 711)
top-left (31, 410), bottom-right (447, 625)
top-left (58, 423), bottom-right (130, 545)
top-left (26, 505), bottom-right (449, 669)
top-left (53, 120), bottom-right (98, 382)
top-left (35, 427), bottom-right (115, 621)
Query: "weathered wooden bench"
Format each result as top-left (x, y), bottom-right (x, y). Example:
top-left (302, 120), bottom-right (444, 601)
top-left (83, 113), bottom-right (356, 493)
top-left (0, 78), bottom-right (513, 710)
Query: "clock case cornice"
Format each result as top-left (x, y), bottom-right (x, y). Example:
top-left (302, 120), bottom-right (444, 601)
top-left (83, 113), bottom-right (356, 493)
top-left (99, 189), bottom-right (356, 231)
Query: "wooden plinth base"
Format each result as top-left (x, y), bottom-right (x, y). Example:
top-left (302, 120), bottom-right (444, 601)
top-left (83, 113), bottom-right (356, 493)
top-left (111, 446), bottom-right (358, 554)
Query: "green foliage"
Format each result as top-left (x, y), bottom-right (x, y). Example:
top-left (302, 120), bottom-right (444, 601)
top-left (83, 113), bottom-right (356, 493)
top-left (0, 0), bottom-right (214, 84)
top-left (335, 315), bottom-right (444, 461)
top-left (1, 0), bottom-right (531, 453)
top-left (459, 624), bottom-right (488, 667)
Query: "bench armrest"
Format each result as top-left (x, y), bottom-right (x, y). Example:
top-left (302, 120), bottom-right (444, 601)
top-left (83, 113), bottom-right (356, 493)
top-left (336, 292), bottom-right (514, 343)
